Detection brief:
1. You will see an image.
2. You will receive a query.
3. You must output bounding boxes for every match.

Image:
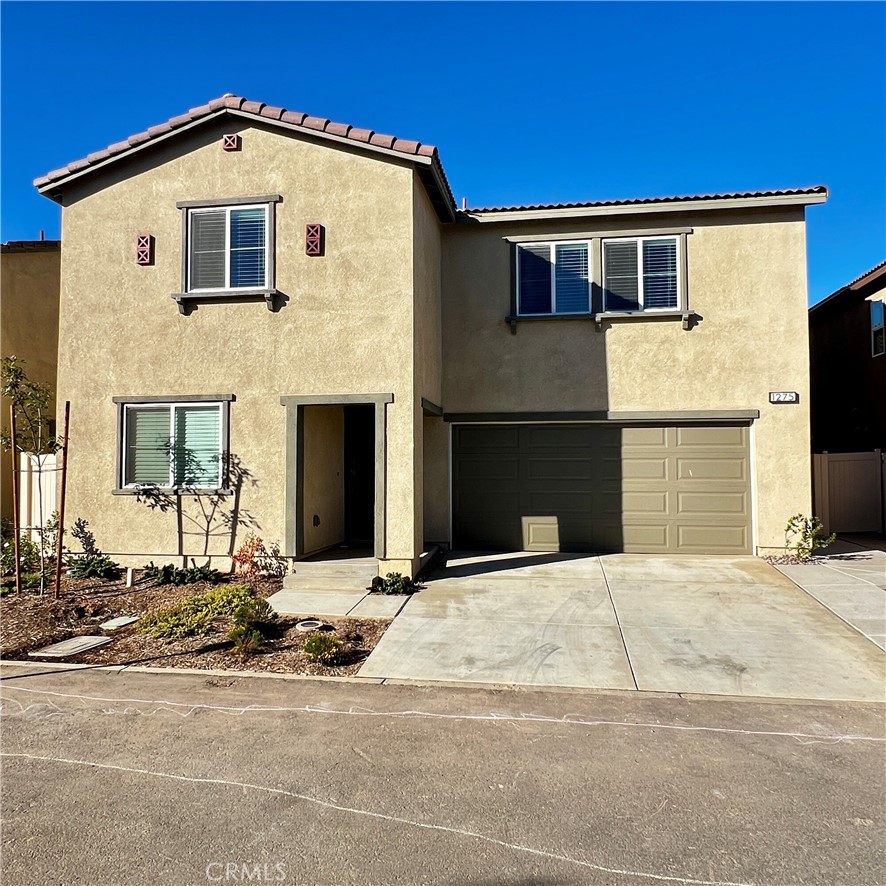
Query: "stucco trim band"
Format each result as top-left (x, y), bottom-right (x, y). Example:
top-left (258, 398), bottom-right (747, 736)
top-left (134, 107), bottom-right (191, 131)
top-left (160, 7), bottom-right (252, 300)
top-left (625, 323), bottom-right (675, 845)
top-left (443, 410), bottom-right (760, 423)
top-left (421, 398), bottom-right (443, 416)
top-left (280, 394), bottom-right (394, 560)
top-left (175, 195), bottom-right (283, 209)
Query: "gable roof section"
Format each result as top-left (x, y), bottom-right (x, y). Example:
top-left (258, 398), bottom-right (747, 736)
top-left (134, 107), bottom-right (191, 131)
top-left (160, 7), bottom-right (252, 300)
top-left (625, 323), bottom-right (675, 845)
top-left (810, 259), bottom-right (886, 313)
top-left (34, 95), bottom-right (457, 221)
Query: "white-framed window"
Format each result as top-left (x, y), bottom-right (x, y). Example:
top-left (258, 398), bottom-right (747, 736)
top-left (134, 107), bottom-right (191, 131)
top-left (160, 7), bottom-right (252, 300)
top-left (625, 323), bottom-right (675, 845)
top-left (603, 236), bottom-right (680, 312)
top-left (872, 300), bottom-right (885, 357)
top-left (121, 402), bottom-right (224, 489)
top-left (187, 204), bottom-right (268, 292)
top-left (516, 240), bottom-right (590, 315)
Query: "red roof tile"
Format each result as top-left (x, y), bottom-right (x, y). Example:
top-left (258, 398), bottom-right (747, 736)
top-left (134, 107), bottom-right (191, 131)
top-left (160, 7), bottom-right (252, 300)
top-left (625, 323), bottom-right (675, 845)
top-left (33, 94), bottom-right (453, 214)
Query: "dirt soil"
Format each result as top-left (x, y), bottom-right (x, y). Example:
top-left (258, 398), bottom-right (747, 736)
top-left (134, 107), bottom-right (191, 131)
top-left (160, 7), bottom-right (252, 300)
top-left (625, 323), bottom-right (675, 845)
top-left (0, 575), bottom-right (389, 676)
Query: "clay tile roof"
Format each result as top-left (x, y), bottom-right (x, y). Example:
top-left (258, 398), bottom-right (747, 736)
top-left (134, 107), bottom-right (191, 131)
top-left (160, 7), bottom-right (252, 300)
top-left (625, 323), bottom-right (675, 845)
top-left (33, 94), bottom-right (455, 219)
top-left (463, 186), bottom-right (829, 214)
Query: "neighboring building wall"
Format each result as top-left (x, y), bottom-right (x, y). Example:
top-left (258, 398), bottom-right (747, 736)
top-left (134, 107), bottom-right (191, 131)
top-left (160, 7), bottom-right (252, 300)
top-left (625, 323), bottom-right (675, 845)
top-left (0, 242), bottom-right (61, 522)
top-left (809, 278), bottom-right (886, 453)
top-left (56, 120), bottom-right (423, 570)
top-left (438, 208), bottom-right (812, 552)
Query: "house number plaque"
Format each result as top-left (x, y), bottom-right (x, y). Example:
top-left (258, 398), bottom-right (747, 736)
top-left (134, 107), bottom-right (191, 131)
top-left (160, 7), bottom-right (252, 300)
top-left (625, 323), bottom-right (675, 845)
top-left (769, 391), bottom-right (799, 404)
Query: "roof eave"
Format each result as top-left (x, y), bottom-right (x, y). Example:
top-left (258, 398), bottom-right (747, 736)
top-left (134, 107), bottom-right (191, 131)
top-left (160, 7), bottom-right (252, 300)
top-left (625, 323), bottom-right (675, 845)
top-left (460, 192), bottom-right (828, 223)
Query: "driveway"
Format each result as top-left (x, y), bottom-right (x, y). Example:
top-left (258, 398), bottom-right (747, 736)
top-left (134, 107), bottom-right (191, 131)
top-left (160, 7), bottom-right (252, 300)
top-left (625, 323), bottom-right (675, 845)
top-left (360, 551), bottom-right (886, 702)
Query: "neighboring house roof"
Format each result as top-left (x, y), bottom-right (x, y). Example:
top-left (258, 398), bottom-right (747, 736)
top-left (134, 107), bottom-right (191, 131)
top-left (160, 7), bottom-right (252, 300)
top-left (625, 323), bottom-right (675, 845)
top-left (810, 260), bottom-right (886, 313)
top-left (33, 94), bottom-right (457, 221)
top-left (1, 240), bottom-right (61, 253)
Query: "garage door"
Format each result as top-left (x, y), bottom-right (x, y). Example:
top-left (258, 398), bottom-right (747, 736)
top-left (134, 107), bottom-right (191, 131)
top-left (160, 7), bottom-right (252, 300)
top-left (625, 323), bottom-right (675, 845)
top-left (451, 423), bottom-right (751, 555)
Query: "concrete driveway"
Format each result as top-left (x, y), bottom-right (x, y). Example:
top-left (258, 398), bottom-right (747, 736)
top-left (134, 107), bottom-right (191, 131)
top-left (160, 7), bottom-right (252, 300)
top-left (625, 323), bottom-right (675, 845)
top-left (360, 551), bottom-right (886, 702)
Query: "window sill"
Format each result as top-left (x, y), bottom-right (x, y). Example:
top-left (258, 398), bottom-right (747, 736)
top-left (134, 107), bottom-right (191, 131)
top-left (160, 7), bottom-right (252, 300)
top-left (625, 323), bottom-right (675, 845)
top-left (112, 488), bottom-right (233, 497)
top-left (171, 289), bottom-right (279, 315)
top-left (505, 309), bottom-right (699, 333)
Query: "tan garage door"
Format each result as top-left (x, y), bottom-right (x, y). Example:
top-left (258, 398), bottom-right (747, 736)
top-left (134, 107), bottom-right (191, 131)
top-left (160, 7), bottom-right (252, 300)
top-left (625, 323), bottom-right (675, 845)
top-left (452, 423), bottom-right (751, 555)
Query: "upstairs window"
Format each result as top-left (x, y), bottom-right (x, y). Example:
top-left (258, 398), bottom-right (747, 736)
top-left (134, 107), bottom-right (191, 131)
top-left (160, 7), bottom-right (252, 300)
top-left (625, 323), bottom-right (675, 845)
top-left (187, 205), bottom-right (268, 292)
top-left (517, 241), bottom-right (590, 315)
top-left (122, 402), bottom-right (224, 488)
top-left (603, 237), bottom-right (679, 312)
top-left (872, 300), bottom-right (885, 357)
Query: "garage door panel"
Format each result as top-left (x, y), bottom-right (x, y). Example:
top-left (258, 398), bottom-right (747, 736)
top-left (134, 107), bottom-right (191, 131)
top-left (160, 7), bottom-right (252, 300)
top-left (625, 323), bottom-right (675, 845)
top-left (527, 458), bottom-right (595, 480)
top-left (455, 426), bottom-right (520, 451)
top-left (623, 491), bottom-right (669, 515)
top-left (452, 423), bottom-right (751, 554)
top-left (676, 426), bottom-right (747, 447)
top-left (677, 492), bottom-right (748, 515)
top-left (455, 456), bottom-right (520, 481)
top-left (677, 457), bottom-right (747, 481)
top-left (622, 457), bottom-right (669, 480)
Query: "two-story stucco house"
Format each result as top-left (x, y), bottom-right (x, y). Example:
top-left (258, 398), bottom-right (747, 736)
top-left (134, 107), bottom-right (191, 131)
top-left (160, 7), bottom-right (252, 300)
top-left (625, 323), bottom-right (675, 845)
top-left (34, 95), bottom-right (826, 576)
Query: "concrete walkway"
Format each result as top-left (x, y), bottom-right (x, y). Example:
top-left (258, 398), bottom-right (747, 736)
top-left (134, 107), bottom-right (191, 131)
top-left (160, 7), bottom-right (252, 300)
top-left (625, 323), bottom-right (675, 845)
top-left (775, 547), bottom-right (886, 651)
top-left (359, 551), bottom-right (886, 702)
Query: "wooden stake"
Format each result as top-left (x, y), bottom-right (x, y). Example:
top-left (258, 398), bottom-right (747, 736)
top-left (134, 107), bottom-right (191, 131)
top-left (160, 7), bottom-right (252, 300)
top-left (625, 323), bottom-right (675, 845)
top-left (54, 401), bottom-right (70, 600)
top-left (9, 405), bottom-right (21, 595)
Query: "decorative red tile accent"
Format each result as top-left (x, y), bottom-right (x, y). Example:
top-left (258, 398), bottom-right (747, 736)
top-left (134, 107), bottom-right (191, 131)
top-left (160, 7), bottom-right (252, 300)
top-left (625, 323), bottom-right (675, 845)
top-left (136, 234), bottom-right (155, 266)
top-left (222, 134), bottom-right (241, 151)
top-left (306, 224), bottom-right (324, 256)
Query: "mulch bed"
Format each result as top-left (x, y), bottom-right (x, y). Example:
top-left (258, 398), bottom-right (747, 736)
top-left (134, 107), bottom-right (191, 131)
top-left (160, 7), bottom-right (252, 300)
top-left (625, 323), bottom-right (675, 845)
top-left (0, 574), bottom-right (389, 676)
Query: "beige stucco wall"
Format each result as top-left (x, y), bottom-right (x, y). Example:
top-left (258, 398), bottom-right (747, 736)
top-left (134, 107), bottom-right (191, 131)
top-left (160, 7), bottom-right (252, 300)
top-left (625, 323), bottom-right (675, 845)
top-left (56, 120), bottom-right (423, 568)
top-left (412, 177), bottom-right (443, 555)
top-left (0, 247), bottom-right (61, 522)
top-left (301, 405), bottom-right (344, 554)
top-left (439, 208), bottom-right (812, 552)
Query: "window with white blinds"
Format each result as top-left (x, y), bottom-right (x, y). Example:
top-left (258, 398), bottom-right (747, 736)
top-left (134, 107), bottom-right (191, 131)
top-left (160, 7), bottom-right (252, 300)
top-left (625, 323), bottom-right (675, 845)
top-left (122, 403), bottom-right (223, 488)
top-left (517, 241), bottom-right (590, 315)
top-left (187, 205), bottom-right (268, 291)
top-left (603, 237), bottom-right (679, 311)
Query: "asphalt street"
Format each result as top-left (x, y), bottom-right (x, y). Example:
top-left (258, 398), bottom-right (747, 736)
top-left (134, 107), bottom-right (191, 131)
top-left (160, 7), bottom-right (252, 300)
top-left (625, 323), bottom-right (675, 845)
top-left (1, 664), bottom-right (884, 886)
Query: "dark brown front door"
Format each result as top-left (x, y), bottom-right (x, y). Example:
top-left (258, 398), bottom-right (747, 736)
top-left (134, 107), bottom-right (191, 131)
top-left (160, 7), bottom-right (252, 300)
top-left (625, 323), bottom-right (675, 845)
top-left (343, 404), bottom-right (375, 546)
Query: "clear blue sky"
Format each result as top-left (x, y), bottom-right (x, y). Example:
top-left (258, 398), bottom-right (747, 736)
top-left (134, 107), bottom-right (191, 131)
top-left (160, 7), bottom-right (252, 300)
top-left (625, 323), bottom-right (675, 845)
top-left (2, 1), bottom-right (883, 304)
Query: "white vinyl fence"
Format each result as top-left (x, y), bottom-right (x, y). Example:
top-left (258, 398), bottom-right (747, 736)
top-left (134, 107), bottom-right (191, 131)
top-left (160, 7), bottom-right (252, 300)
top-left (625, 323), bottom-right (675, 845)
top-left (18, 452), bottom-right (57, 541)
top-left (813, 450), bottom-right (885, 534)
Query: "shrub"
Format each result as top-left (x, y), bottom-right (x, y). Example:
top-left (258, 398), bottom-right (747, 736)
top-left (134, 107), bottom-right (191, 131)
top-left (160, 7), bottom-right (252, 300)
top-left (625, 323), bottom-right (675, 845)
top-left (69, 555), bottom-right (120, 580)
top-left (303, 632), bottom-right (342, 664)
top-left (139, 584), bottom-right (255, 639)
top-left (1, 523), bottom-right (41, 577)
top-left (67, 518), bottom-right (121, 580)
top-left (784, 514), bottom-right (836, 561)
top-left (143, 560), bottom-right (221, 586)
top-left (229, 625), bottom-right (265, 657)
top-left (232, 533), bottom-right (288, 579)
top-left (368, 572), bottom-right (416, 595)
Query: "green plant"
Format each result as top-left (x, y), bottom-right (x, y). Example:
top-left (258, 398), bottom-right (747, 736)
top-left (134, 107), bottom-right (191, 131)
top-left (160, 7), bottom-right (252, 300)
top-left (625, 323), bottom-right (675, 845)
top-left (232, 597), bottom-right (278, 630)
top-left (303, 632), bottom-right (342, 664)
top-left (139, 584), bottom-right (256, 639)
top-left (229, 624), bottom-right (265, 656)
top-left (784, 514), bottom-right (837, 560)
top-left (67, 518), bottom-right (121, 580)
top-left (369, 572), bottom-right (417, 595)
top-left (69, 555), bottom-right (121, 580)
top-left (143, 559), bottom-right (221, 586)
top-left (1, 522), bottom-right (41, 577)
